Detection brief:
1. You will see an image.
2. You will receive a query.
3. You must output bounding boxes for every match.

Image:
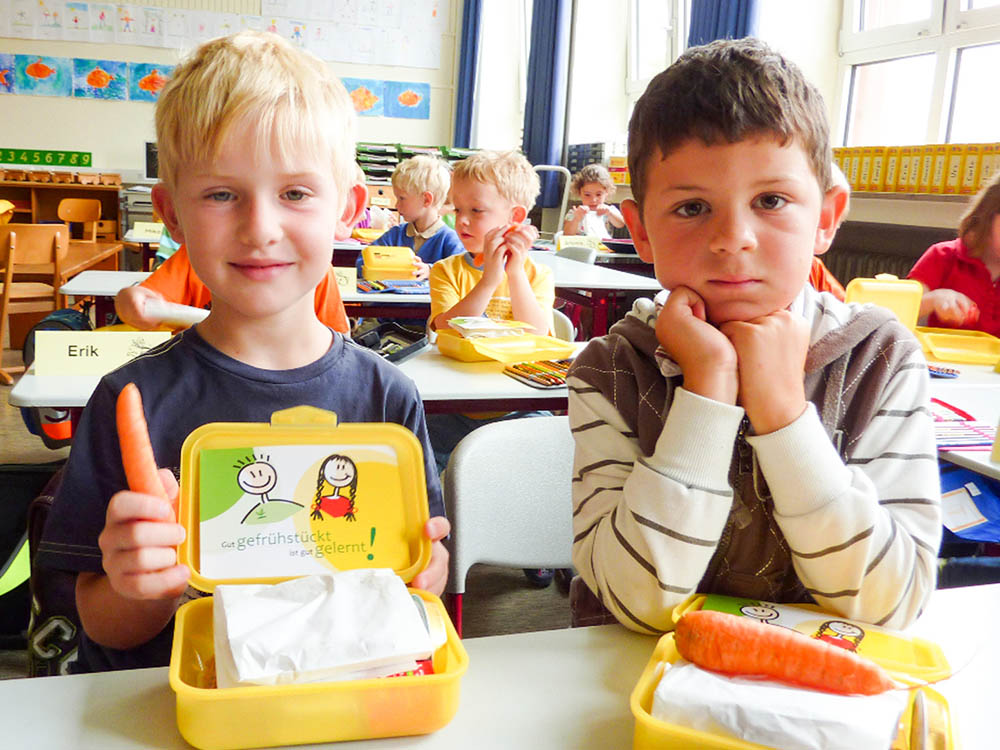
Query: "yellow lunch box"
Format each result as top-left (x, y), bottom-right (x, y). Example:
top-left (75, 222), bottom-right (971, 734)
top-left (630, 594), bottom-right (954, 749)
top-left (168, 406), bottom-right (468, 750)
top-left (845, 274), bottom-right (1000, 365)
top-left (435, 327), bottom-right (576, 364)
top-left (361, 245), bottom-right (415, 281)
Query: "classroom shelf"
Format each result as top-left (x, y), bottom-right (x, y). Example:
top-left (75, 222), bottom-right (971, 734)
top-left (848, 193), bottom-right (968, 229)
top-left (0, 180), bottom-right (122, 238)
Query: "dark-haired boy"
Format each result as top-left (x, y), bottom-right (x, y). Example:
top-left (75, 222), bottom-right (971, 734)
top-left (567, 39), bottom-right (940, 633)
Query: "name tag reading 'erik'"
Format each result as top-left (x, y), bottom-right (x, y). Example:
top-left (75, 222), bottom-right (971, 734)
top-left (33, 330), bottom-right (171, 376)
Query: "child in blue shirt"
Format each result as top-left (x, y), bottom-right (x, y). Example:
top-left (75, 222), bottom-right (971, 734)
top-left (35, 31), bottom-right (450, 673)
top-left (358, 154), bottom-right (464, 279)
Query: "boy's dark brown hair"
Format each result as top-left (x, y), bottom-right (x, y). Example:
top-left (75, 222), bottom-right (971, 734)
top-left (627, 38), bottom-right (832, 213)
top-left (959, 170), bottom-right (1000, 258)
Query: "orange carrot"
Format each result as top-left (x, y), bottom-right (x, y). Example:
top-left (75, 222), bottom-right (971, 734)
top-left (673, 609), bottom-right (894, 696)
top-left (116, 382), bottom-right (167, 500)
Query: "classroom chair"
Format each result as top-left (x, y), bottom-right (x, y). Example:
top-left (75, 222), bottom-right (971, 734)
top-left (552, 307), bottom-right (575, 341)
top-left (56, 198), bottom-right (102, 243)
top-left (443, 415), bottom-right (575, 637)
top-left (0, 224), bottom-right (68, 385)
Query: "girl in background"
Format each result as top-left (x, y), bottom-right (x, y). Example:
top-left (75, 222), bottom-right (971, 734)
top-left (908, 172), bottom-right (1000, 336)
top-left (562, 163), bottom-right (625, 238)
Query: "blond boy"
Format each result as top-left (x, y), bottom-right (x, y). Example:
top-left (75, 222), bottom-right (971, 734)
top-left (429, 149), bottom-right (553, 335)
top-left (36, 31), bottom-right (450, 672)
top-left (362, 154), bottom-right (463, 280)
top-left (568, 39), bottom-right (940, 633)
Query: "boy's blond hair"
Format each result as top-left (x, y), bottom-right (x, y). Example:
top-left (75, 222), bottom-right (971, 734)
top-left (571, 163), bottom-right (616, 198)
top-left (628, 38), bottom-right (832, 213)
top-left (391, 154), bottom-right (452, 210)
top-left (959, 170), bottom-right (1000, 258)
top-left (451, 150), bottom-right (540, 210)
top-left (155, 31), bottom-right (356, 193)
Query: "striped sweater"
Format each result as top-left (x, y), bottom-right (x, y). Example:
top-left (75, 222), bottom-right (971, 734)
top-left (567, 286), bottom-right (941, 634)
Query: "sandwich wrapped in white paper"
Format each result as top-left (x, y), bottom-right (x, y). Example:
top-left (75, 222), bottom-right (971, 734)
top-left (213, 569), bottom-right (441, 688)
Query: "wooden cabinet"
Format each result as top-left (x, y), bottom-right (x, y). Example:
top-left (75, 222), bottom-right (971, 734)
top-left (0, 180), bottom-right (122, 239)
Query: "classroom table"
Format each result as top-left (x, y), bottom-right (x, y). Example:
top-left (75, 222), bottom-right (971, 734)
top-left (0, 583), bottom-right (995, 749)
top-left (60, 270), bottom-right (150, 327)
top-left (396, 342), bottom-right (579, 414)
top-left (930, 362), bottom-right (1000, 480)
top-left (333, 239), bottom-right (365, 267)
top-left (340, 288), bottom-right (431, 320)
top-left (529, 250), bottom-right (662, 336)
top-left (122, 228), bottom-right (159, 271)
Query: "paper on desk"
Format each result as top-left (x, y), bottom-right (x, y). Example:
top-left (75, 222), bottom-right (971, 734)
top-left (213, 570), bottom-right (436, 688)
top-left (651, 661), bottom-right (907, 750)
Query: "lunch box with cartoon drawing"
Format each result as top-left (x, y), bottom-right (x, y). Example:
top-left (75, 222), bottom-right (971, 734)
top-left (630, 594), bottom-right (954, 749)
top-left (168, 406), bottom-right (468, 750)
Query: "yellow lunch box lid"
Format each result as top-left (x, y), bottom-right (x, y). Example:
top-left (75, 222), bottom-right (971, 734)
top-left (844, 274), bottom-right (922, 331)
top-left (177, 405), bottom-right (431, 593)
top-left (435, 327), bottom-right (576, 364)
top-left (915, 326), bottom-right (1000, 365)
top-left (361, 245), bottom-right (416, 281)
top-left (351, 226), bottom-right (387, 242)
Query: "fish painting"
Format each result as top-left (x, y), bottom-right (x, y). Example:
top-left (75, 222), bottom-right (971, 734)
top-left (138, 69), bottom-right (167, 94)
top-left (397, 89), bottom-right (422, 107)
top-left (86, 66), bottom-right (114, 89)
top-left (350, 86), bottom-right (379, 113)
top-left (0, 69), bottom-right (10, 88)
top-left (25, 59), bottom-right (55, 79)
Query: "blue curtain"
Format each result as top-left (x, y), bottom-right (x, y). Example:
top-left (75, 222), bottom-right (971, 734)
top-left (453, 0), bottom-right (483, 149)
top-left (688, 0), bottom-right (759, 46)
top-left (522, 0), bottom-right (572, 207)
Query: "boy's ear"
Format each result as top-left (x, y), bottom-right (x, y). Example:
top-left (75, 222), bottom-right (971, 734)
top-left (621, 199), bottom-right (653, 263)
top-left (814, 182), bottom-right (850, 257)
top-left (510, 205), bottom-right (528, 224)
top-left (151, 183), bottom-right (185, 244)
top-left (422, 191), bottom-right (434, 209)
top-left (335, 183), bottom-right (369, 241)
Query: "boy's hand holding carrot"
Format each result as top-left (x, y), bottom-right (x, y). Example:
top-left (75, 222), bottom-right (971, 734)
top-left (499, 222), bottom-right (538, 276)
top-left (656, 286), bottom-right (739, 405)
top-left (720, 309), bottom-right (810, 435)
top-left (101, 383), bottom-right (189, 601)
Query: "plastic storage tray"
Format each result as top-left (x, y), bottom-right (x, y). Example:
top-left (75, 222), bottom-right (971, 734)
top-left (630, 594), bottom-right (954, 750)
top-left (915, 326), bottom-right (1000, 364)
top-left (168, 406), bottom-right (467, 749)
top-left (436, 328), bottom-right (575, 364)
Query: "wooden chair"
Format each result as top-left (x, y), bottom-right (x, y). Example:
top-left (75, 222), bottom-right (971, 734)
top-left (0, 225), bottom-right (68, 385)
top-left (57, 198), bottom-right (102, 242)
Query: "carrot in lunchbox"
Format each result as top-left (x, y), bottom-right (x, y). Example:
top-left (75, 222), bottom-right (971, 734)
top-left (673, 609), bottom-right (895, 696)
top-left (116, 382), bottom-right (168, 501)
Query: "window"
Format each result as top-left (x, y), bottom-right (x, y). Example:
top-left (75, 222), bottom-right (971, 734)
top-left (836, 0), bottom-right (1000, 146)
top-left (626, 0), bottom-right (686, 105)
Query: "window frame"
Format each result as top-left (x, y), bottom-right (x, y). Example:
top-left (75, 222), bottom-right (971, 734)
top-left (835, 0), bottom-right (1000, 146)
top-left (625, 0), bottom-right (686, 106)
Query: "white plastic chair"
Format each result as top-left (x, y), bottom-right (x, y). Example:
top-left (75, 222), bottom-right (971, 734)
top-left (552, 307), bottom-right (575, 341)
top-left (443, 415), bottom-right (575, 636)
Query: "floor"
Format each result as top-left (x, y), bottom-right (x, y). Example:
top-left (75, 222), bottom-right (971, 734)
top-left (0, 342), bottom-right (572, 680)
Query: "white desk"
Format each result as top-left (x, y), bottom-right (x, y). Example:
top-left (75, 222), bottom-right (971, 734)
top-left (931, 363), bottom-right (1000, 480)
top-left (0, 584), bottom-right (996, 749)
top-left (60, 270), bottom-right (150, 297)
top-left (397, 343), bottom-right (579, 414)
top-left (529, 250), bottom-right (662, 335)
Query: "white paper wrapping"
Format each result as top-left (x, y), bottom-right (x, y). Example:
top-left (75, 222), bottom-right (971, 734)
top-left (651, 661), bottom-right (908, 750)
top-left (213, 570), bottom-right (435, 688)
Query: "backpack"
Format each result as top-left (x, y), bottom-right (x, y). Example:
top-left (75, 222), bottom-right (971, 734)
top-left (19, 308), bottom-right (93, 450)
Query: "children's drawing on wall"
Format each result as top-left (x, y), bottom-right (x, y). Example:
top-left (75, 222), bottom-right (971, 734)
top-left (0, 55), bottom-right (14, 94)
top-left (128, 62), bottom-right (172, 101)
top-left (73, 58), bottom-right (127, 100)
top-left (344, 77), bottom-right (383, 117)
top-left (16, 54), bottom-right (72, 97)
top-left (63, 1), bottom-right (91, 42)
top-left (311, 454), bottom-right (359, 522)
top-left (385, 80), bottom-right (430, 120)
top-left (36, 0), bottom-right (63, 40)
top-left (115, 5), bottom-right (137, 39)
top-left (90, 2), bottom-right (115, 42)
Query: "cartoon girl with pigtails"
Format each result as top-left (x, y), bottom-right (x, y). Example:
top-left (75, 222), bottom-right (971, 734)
top-left (311, 454), bottom-right (359, 521)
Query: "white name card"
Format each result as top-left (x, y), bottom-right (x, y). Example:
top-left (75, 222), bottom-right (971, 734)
top-left (34, 331), bottom-right (171, 376)
top-left (334, 266), bottom-right (357, 295)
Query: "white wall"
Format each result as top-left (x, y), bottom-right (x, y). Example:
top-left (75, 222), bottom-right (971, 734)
top-left (0, 4), bottom-right (460, 180)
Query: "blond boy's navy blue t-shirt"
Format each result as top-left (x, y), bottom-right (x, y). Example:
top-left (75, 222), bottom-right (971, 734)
top-left (36, 327), bottom-right (444, 673)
